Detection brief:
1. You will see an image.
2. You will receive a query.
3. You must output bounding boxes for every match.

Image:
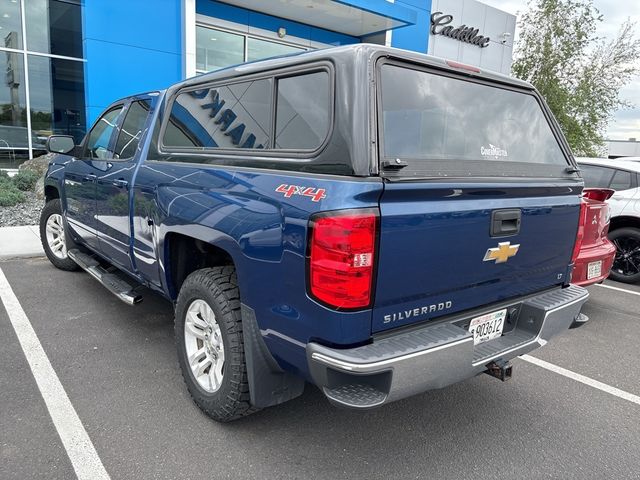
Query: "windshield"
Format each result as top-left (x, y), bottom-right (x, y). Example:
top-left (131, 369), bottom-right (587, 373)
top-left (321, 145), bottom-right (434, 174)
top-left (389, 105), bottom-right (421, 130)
top-left (379, 64), bottom-right (570, 177)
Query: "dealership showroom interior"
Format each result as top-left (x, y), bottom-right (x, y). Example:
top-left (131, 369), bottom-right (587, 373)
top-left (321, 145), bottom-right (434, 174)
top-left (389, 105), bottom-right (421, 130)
top-left (1, 1), bottom-right (639, 479)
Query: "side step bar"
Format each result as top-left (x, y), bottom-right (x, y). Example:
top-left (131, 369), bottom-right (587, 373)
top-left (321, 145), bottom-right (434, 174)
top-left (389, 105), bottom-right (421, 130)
top-left (68, 249), bottom-right (142, 305)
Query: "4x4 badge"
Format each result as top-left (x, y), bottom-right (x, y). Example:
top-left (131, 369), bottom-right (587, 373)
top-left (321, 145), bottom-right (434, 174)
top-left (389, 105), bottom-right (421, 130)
top-left (275, 184), bottom-right (327, 202)
top-left (483, 242), bottom-right (520, 264)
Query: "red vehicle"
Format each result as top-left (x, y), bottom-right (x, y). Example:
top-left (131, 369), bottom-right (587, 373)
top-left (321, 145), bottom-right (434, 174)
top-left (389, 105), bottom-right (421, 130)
top-left (572, 189), bottom-right (616, 286)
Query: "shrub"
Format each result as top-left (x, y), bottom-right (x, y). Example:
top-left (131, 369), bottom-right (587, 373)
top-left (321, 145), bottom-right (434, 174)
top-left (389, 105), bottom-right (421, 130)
top-left (12, 169), bottom-right (40, 191)
top-left (0, 172), bottom-right (12, 189)
top-left (0, 183), bottom-right (26, 207)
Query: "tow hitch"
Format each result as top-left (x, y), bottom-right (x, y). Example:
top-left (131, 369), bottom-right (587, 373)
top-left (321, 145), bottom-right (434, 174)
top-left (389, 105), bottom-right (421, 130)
top-left (485, 359), bottom-right (512, 382)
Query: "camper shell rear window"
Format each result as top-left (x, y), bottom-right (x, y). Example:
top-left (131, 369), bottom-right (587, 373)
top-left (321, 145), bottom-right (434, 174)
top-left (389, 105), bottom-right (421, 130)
top-left (377, 61), bottom-right (572, 178)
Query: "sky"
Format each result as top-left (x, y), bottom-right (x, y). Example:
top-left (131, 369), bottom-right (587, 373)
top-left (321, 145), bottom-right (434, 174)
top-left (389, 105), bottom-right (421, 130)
top-left (481, 0), bottom-right (640, 140)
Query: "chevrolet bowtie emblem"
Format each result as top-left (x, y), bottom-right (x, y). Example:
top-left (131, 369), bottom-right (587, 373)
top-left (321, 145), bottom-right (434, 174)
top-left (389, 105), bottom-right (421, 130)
top-left (483, 241), bottom-right (520, 264)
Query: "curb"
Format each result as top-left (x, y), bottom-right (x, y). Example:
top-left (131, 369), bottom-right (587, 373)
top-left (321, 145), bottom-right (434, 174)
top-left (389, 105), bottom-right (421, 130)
top-left (0, 225), bottom-right (45, 260)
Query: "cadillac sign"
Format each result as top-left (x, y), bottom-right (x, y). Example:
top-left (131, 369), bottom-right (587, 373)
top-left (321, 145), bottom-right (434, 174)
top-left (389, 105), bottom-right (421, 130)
top-left (430, 12), bottom-right (491, 48)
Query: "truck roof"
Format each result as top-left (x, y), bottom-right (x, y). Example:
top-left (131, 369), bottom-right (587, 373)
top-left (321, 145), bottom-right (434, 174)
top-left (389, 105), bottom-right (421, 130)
top-left (174, 43), bottom-right (534, 92)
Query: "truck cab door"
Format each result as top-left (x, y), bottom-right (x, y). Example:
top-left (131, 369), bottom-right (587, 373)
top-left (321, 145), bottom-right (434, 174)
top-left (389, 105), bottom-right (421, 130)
top-left (94, 96), bottom-right (155, 273)
top-left (64, 105), bottom-right (125, 251)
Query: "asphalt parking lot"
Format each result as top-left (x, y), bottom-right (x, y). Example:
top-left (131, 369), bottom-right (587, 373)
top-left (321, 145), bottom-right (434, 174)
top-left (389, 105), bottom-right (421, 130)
top-left (1, 257), bottom-right (639, 480)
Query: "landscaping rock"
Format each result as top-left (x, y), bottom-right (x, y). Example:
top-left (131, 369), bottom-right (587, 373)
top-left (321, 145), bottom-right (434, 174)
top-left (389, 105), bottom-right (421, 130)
top-left (35, 176), bottom-right (45, 200)
top-left (19, 153), bottom-right (54, 177)
top-left (0, 190), bottom-right (43, 227)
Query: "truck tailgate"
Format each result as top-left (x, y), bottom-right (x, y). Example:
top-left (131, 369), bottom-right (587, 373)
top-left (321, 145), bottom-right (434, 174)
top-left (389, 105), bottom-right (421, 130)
top-left (372, 182), bottom-right (580, 332)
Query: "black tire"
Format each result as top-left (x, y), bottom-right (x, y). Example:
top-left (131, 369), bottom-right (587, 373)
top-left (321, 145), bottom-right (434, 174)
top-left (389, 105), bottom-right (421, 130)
top-left (608, 227), bottom-right (640, 284)
top-left (175, 266), bottom-right (257, 422)
top-left (39, 199), bottom-right (79, 271)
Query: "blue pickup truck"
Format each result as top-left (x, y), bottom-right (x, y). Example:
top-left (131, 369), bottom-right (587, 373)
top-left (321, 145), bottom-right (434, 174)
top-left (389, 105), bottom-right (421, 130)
top-left (40, 45), bottom-right (589, 422)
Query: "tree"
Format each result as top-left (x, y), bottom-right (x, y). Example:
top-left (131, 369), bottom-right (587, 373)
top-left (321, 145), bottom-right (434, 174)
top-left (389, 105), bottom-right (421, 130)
top-left (512, 0), bottom-right (640, 156)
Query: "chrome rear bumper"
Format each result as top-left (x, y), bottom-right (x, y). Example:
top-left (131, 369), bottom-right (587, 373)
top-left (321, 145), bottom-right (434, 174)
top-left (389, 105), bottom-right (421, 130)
top-left (307, 285), bottom-right (589, 409)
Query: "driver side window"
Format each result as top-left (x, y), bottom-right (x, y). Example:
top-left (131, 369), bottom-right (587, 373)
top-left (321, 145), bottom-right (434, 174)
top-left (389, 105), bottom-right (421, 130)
top-left (85, 106), bottom-right (124, 159)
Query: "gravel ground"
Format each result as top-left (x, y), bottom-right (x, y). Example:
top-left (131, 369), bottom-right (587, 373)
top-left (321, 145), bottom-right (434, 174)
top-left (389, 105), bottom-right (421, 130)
top-left (0, 191), bottom-right (43, 227)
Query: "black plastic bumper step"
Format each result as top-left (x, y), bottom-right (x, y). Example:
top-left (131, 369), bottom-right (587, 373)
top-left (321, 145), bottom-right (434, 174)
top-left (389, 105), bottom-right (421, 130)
top-left (68, 249), bottom-right (142, 305)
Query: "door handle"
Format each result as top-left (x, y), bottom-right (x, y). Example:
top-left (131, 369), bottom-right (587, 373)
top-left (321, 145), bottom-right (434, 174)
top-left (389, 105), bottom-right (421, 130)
top-left (490, 209), bottom-right (521, 237)
top-left (83, 174), bottom-right (96, 182)
top-left (112, 179), bottom-right (128, 188)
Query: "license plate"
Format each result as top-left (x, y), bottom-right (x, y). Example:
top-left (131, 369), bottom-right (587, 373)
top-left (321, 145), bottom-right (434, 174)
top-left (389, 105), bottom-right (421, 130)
top-left (468, 309), bottom-right (506, 345)
top-left (587, 260), bottom-right (602, 280)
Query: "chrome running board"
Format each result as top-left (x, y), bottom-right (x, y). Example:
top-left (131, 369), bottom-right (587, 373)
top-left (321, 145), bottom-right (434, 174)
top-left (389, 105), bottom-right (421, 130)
top-left (68, 249), bottom-right (142, 306)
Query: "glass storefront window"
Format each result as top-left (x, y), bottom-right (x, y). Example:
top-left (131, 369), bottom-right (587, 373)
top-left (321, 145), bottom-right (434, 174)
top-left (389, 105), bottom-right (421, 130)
top-left (196, 26), bottom-right (244, 72)
top-left (247, 38), bottom-right (304, 62)
top-left (0, 50), bottom-right (28, 167)
top-left (0, 0), bottom-right (84, 166)
top-left (0, 0), bottom-right (22, 49)
top-left (28, 55), bottom-right (86, 153)
top-left (25, 0), bottom-right (83, 58)
top-left (195, 25), bottom-right (308, 73)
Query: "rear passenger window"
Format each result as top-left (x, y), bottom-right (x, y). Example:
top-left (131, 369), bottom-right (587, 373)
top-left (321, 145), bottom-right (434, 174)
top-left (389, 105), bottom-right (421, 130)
top-left (609, 170), bottom-right (632, 191)
top-left (275, 71), bottom-right (330, 150)
top-left (580, 165), bottom-right (615, 188)
top-left (162, 69), bottom-right (331, 154)
top-left (114, 100), bottom-right (151, 159)
top-left (164, 78), bottom-right (272, 150)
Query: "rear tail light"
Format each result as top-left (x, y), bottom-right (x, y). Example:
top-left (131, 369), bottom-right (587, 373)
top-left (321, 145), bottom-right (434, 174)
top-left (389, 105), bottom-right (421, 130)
top-left (571, 200), bottom-right (588, 264)
top-left (583, 188), bottom-right (613, 235)
top-left (582, 188), bottom-right (615, 202)
top-left (307, 209), bottom-right (378, 310)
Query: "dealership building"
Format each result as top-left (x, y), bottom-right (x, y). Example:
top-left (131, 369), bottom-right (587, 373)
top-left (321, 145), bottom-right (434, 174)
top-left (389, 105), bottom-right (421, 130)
top-left (0, 0), bottom-right (515, 167)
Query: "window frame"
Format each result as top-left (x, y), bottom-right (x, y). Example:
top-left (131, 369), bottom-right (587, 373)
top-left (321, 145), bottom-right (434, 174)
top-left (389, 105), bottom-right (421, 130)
top-left (112, 95), bottom-right (156, 162)
top-left (580, 163), bottom-right (638, 190)
top-left (373, 56), bottom-right (576, 179)
top-left (158, 61), bottom-right (335, 160)
top-left (608, 168), bottom-right (636, 191)
top-left (579, 164), bottom-right (615, 189)
top-left (81, 104), bottom-right (125, 160)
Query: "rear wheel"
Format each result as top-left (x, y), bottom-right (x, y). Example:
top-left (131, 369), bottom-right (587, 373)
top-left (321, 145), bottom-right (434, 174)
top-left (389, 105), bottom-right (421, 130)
top-left (39, 199), bottom-right (79, 271)
top-left (608, 227), bottom-right (640, 284)
top-left (175, 266), bottom-right (257, 422)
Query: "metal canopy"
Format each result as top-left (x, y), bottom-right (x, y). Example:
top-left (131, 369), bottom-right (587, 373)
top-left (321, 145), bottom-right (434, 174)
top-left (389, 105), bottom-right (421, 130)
top-left (216, 0), bottom-right (416, 37)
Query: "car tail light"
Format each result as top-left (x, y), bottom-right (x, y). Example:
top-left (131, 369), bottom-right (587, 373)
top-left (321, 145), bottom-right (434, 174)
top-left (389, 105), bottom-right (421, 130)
top-left (571, 200), bottom-right (588, 264)
top-left (308, 209), bottom-right (378, 310)
top-left (582, 188), bottom-right (615, 202)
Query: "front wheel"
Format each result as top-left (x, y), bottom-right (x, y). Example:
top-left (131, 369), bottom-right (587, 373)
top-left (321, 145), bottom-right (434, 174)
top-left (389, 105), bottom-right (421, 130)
top-left (608, 227), bottom-right (640, 284)
top-left (175, 266), bottom-right (257, 422)
top-left (39, 199), bottom-right (79, 271)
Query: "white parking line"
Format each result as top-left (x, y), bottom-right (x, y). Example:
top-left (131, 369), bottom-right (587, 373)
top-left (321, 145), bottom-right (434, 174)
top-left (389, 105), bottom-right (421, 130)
top-left (595, 283), bottom-right (640, 297)
top-left (520, 354), bottom-right (640, 406)
top-left (0, 267), bottom-right (110, 480)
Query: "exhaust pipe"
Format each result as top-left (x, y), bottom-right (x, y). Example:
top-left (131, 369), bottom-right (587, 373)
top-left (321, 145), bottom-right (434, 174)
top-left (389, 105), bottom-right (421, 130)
top-left (485, 359), bottom-right (512, 382)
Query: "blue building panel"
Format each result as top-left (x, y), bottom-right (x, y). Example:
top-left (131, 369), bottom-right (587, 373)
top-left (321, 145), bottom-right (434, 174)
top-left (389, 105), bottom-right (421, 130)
top-left (83, 40), bottom-right (181, 121)
top-left (83, 0), bottom-right (184, 125)
top-left (196, 1), bottom-right (250, 25)
top-left (391, 0), bottom-right (432, 52)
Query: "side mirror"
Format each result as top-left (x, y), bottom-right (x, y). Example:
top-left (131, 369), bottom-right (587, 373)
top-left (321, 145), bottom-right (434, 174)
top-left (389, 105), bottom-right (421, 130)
top-left (46, 135), bottom-right (76, 155)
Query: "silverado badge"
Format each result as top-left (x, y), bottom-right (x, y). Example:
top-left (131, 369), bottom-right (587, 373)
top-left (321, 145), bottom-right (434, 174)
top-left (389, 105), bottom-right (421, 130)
top-left (483, 242), bottom-right (520, 264)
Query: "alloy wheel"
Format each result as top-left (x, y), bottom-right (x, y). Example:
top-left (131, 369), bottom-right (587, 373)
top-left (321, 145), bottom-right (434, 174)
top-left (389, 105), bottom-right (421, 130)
top-left (45, 214), bottom-right (68, 259)
top-left (184, 299), bottom-right (225, 393)
top-left (611, 236), bottom-right (640, 277)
